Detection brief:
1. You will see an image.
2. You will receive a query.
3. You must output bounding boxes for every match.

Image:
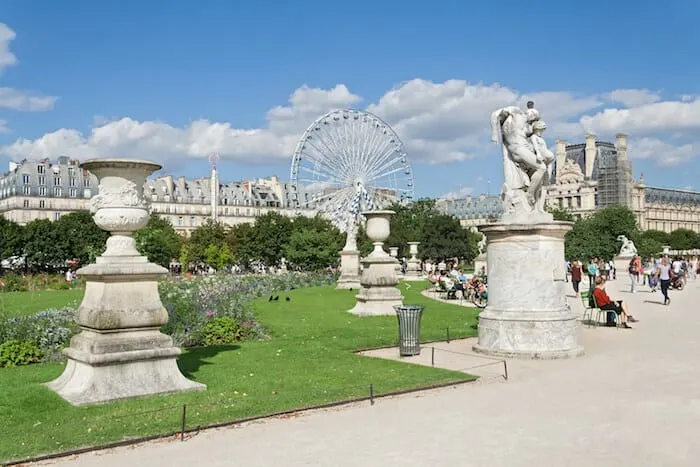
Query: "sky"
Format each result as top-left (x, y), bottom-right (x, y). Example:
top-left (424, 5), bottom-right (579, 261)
top-left (0, 0), bottom-right (699, 199)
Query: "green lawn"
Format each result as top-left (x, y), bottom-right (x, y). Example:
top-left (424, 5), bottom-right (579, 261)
top-left (0, 282), bottom-right (479, 463)
top-left (0, 289), bottom-right (84, 319)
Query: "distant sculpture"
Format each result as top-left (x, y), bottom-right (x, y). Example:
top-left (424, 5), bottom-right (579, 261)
top-left (491, 101), bottom-right (553, 223)
top-left (617, 235), bottom-right (638, 257)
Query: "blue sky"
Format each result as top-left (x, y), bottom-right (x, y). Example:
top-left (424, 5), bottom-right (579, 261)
top-left (1, 0), bottom-right (699, 198)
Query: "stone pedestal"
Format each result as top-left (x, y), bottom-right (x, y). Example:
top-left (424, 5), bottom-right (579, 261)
top-left (403, 241), bottom-right (423, 281)
top-left (472, 222), bottom-right (583, 359)
top-left (348, 211), bottom-right (403, 316)
top-left (473, 253), bottom-right (487, 276)
top-left (47, 159), bottom-right (205, 406)
top-left (614, 256), bottom-right (633, 278)
top-left (389, 247), bottom-right (402, 278)
top-left (337, 250), bottom-right (361, 290)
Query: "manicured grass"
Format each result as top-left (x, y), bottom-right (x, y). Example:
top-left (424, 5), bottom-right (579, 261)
top-left (0, 289), bottom-right (84, 319)
top-left (0, 282), bottom-right (479, 463)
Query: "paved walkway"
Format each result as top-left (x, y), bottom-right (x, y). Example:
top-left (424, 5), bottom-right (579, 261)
top-left (41, 278), bottom-right (700, 466)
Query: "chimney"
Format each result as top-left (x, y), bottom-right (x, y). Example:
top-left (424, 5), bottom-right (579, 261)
top-left (555, 139), bottom-right (567, 179)
top-left (584, 134), bottom-right (597, 179)
top-left (616, 133), bottom-right (628, 161)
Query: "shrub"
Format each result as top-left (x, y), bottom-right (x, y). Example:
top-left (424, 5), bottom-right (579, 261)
top-left (202, 317), bottom-right (241, 346)
top-left (0, 308), bottom-right (77, 361)
top-left (0, 340), bottom-right (43, 367)
top-left (160, 272), bottom-right (335, 347)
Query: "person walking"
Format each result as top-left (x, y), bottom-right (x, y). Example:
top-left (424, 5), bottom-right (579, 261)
top-left (571, 259), bottom-right (582, 297)
top-left (657, 256), bottom-right (672, 306)
top-left (587, 258), bottom-right (598, 296)
top-left (628, 257), bottom-right (638, 293)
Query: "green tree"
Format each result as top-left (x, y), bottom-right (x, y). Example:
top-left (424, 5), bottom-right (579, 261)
top-left (23, 219), bottom-right (63, 272)
top-left (134, 215), bottom-right (182, 267)
top-left (250, 212), bottom-right (293, 266)
top-left (189, 220), bottom-right (228, 263)
top-left (204, 244), bottom-right (220, 268)
top-left (565, 206), bottom-right (639, 261)
top-left (54, 211), bottom-right (109, 266)
top-left (285, 215), bottom-right (343, 270)
top-left (216, 244), bottom-right (234, 270)
top-left (0, 217), bottom-right (23, 262)
top-left (668, 228), bottom-right (698, 251)
top-left (228, 222), bottom-right (257, 268)
top-left (638, 229), bottom-right (670, 245)
top-left (420, 214), bottom-right (480, 263)
top-left (547, 205), bottom-right (575, 222)
top-left (636, 237), bottom-right (663, 258)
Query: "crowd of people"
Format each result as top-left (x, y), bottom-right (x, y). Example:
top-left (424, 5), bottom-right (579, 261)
top-left (564, 254), bottom-right (698, 329)
top-left (426, 263), bottom-right (488, 306)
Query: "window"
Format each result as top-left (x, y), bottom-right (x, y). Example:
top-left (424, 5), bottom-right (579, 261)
top-left (54, 176), bottom-right (61, 186)
top-left (178, 216), bottom-right (184, 226)
top-left (69, 178), bottom-right (76, 187)
top-left (38, 175), bottom-right (46, 185)
top-left (68, 167), bottom-right (75, 177)
top-left (54, 212), bottom-right (61, 221)
top-left (23, 186), bottom-right (30, 195)
top-left (23, 199), bottom-right (29, 208)
top-left (39, 186), bottom-right (46, 196)
top-left (38, 165), bottom-right (45, 174)
top-left (39, 200), bottom-right (45, 208)
top-left (83, 178), bottom-right (90, 187)
top-left (22, 174), bottom-right (30, 184)
top-left (53, 187), bottom-right (61, 196)
top-left (69, 188), bottom-right (77, 198)
top-left (189, 216), bottom-right (195, 226)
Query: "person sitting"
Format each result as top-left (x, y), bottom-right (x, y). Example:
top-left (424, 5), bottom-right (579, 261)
top-left (592, 276), bottom-right (638, 329)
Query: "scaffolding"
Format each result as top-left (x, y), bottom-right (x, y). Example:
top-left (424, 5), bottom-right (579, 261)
top-left (588, 142), bottom-right (633, 209)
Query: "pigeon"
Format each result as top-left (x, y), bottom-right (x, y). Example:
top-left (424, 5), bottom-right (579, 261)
top-left (285, 297), bottom-right (291, 302)
top-left (268, 295), bottom-right (273, 302)
top-left (273, 296), bottom-right (279, 301)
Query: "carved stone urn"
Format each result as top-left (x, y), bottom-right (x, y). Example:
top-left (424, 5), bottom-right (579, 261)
top-left (389, 246), bottom-right (402, 277)
top-left (47, 159), bottom-right (205, 405)
top-left (404, 241), bottom-right (423, 281)
top-left (348, 211), bottom-right (403, 316)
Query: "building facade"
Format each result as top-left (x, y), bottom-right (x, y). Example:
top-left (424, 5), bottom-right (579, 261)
top-left (0, 158), bottom-right (318, 236)
top-left (438, 133), bottom-right (700, 233)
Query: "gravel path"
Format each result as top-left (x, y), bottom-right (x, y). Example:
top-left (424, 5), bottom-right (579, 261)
top-left (38, 277), bottom-right (700, 466)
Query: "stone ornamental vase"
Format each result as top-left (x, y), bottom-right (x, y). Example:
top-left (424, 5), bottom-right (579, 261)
top-left (47, 159), bottom-right (205, 405)
top-left (404, 241), bottom-right (423, 281)
top-left (348, 211), bottom-right (403, 316)
top-left (389, 246), bottom-right (402, 277)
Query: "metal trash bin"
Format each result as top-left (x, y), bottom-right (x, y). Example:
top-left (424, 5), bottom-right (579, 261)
top-left (394, 305), bottom-right (424, 356)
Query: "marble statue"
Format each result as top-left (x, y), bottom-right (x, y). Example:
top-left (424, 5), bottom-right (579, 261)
top-left (490, 101), bottom-right (553, 223)
top-left (617, 235), bottom-right (638, 257)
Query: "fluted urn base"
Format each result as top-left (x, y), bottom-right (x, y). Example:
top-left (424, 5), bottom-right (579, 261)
top-left (348, 252), bottom-right (403, 316)
top-left (47, 256), bottom-right (205, 406)
top-left (337, 250), bottom-right (361, 290)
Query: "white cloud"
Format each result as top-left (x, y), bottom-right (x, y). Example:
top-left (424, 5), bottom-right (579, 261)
top-left (0, 119), bottom-right (9, 133)
top-left (0, 23), bottom-right (57, 112)
top-left (0, 24), bottom-right (17, 73)
top-left (0, 87), bottom-right (56, 111)
top-left (628, 137), bottom-right (697, 167)
top-left (440, 186), bottom-right (474, 200)
top-left (580, 98), bottom-right (700, 137)
top-left (606, 89), bottom-right (661, 108)
top-left (2, 77), bottom-right (700, 170)
top-left (1, 85), bottom-right (361, 164)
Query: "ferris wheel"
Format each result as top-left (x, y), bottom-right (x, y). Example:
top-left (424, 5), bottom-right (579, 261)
top-left (289, 109), bottom-right (414, 231)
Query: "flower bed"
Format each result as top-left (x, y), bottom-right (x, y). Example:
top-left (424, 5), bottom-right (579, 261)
top-left (0, 273), bottom-right (335, 366)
